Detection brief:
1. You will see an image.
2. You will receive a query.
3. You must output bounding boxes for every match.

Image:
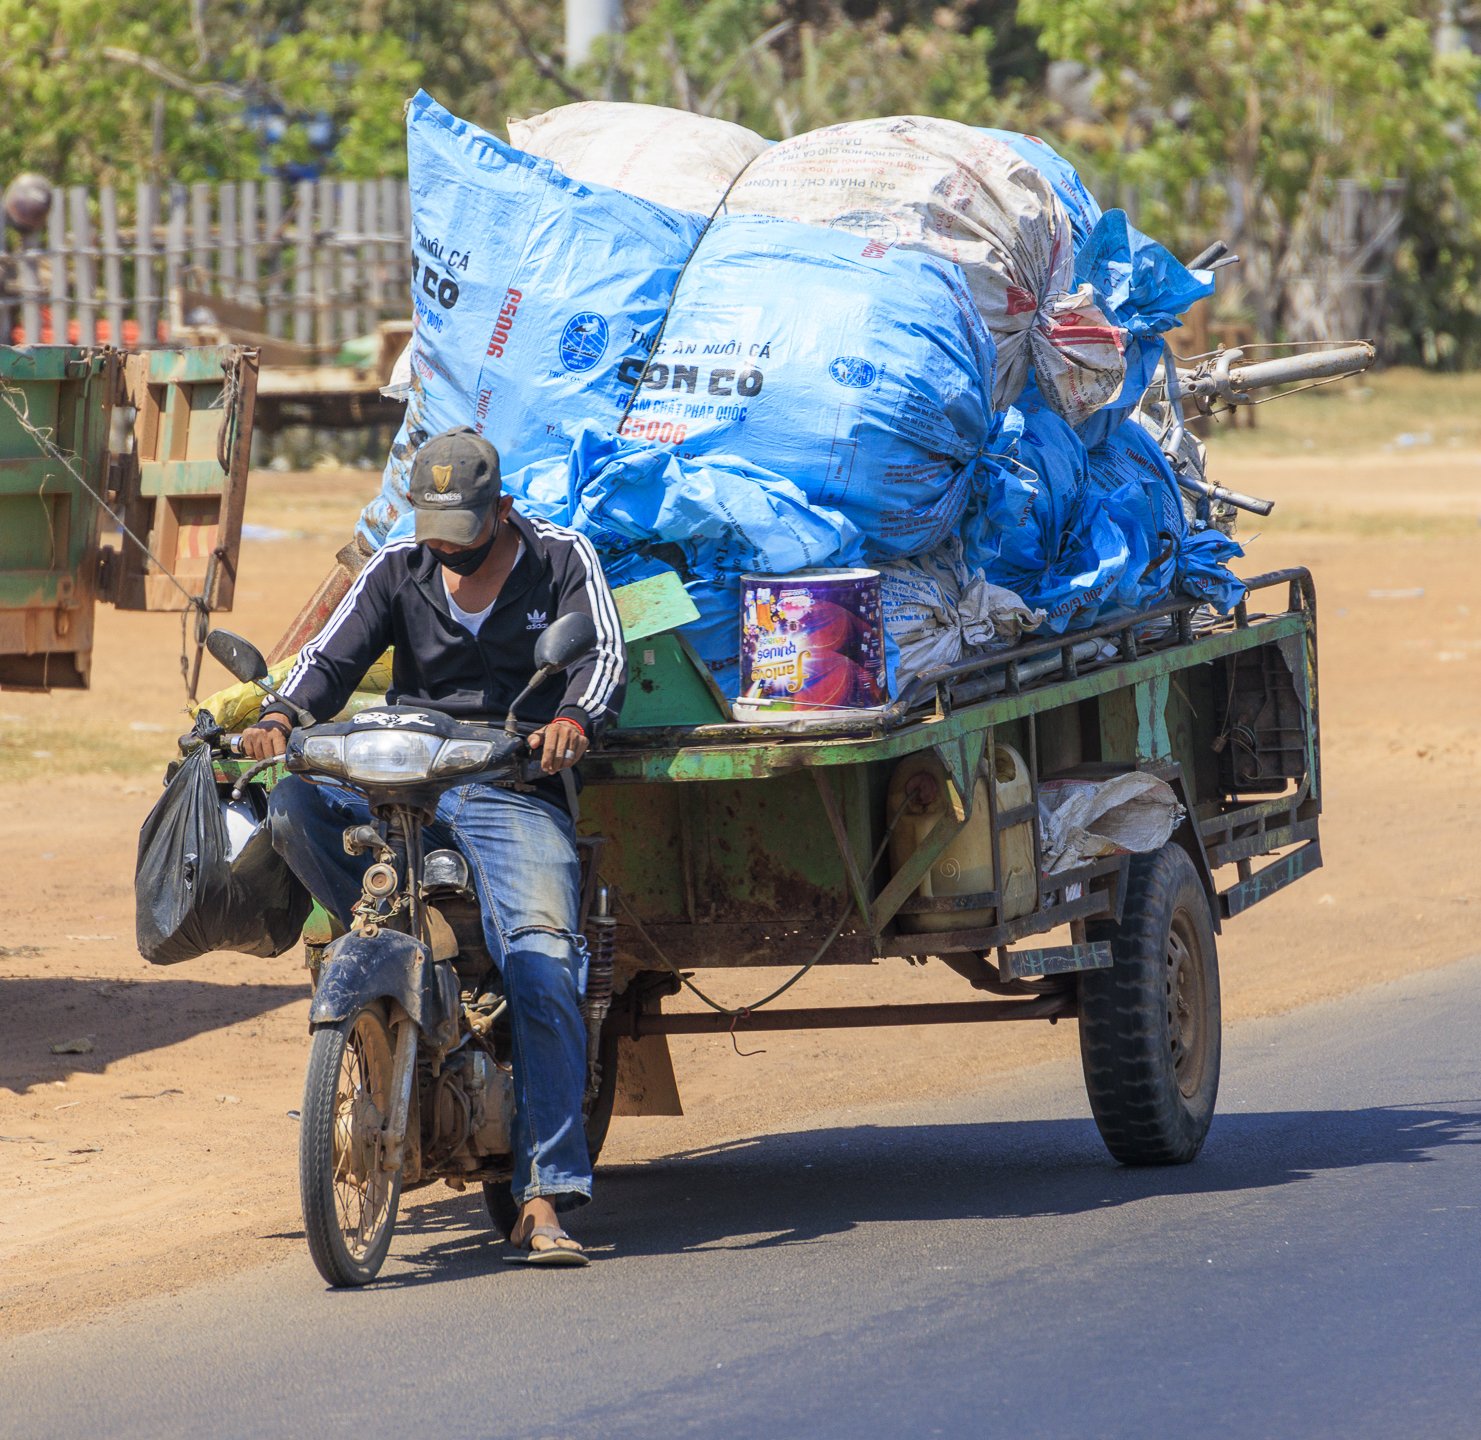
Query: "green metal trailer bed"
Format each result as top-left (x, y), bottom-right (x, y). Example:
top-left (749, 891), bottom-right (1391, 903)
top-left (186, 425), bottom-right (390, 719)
top-left (564, 567), bottom-right (1320, 1161)
top-left (583, 569), bottom-right (1317, 968)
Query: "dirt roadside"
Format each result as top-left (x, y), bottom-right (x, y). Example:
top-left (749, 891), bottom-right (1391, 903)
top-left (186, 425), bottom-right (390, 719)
top-left (2, 440), bottom-right (1477, 1339)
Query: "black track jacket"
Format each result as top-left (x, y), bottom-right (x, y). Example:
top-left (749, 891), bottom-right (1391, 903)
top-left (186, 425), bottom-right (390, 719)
top-left (264, 511), bottom-right (627, 785)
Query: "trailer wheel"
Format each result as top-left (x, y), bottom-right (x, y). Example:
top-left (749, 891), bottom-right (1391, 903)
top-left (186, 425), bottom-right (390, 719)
top-left (1079, 842), bottom-right (1220, 1165)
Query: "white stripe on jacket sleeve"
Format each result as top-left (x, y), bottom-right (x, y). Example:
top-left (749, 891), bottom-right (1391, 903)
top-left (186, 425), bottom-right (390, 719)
top-left (528, 517), bottom-right (623, 720)
top-left (278, 540), bottom-right (417, 702)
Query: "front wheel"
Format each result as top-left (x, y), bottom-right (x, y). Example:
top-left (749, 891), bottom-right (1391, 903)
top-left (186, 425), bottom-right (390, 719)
top-left (300, 1005), bottom-right (403, 1286)
top-left (1079, 842), bottom-right (1221, 1165)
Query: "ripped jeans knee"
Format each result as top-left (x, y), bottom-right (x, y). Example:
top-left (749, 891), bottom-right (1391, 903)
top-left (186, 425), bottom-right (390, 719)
top-left (504, 924), bottom-right (590, 1001)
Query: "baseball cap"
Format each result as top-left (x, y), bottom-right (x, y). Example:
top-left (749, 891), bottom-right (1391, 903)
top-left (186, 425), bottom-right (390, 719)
top-left (408, 427), bottom-right (503, 545)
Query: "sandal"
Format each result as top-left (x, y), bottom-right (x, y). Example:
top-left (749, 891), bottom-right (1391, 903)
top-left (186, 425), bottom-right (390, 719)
top-left (504, 1223), bottom-right (590, 1268)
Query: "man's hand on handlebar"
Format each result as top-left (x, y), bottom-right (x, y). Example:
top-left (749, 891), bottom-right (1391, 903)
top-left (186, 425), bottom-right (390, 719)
top-left (240, 714), bottom-right (292, 760)
top-left (528, 718), bottom-right (588, 775)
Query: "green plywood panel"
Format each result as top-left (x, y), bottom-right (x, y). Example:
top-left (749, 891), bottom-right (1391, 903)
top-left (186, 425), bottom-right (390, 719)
top-left (612, 571), bottom-right (700, 642)
top-left (609, 572), bottom-right (731, 729)
top-left (618, 633), bottom-right (730, 728)
top-left (138, 459), bottom-right (239, 498)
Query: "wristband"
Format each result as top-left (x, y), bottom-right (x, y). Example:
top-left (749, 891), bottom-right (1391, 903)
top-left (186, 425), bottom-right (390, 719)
top-left (260, 713), bottom-right (292, 732)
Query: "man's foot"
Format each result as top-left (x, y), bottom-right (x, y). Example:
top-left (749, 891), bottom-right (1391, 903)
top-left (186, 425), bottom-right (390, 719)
top-left (507, 1197), bottom-right (588, 1266)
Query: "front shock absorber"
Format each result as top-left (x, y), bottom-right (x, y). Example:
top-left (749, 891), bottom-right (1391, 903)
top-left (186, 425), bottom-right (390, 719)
top-left (582, 882), bottom-right (616, 1114)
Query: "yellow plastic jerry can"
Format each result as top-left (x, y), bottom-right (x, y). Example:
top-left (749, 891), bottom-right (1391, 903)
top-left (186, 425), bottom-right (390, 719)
top-left (886, 744), bottom-right (1038, 933)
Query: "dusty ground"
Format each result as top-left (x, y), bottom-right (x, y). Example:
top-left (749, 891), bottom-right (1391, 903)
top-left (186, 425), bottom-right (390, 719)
top-left (2, 372), bottom-right (1477, 1338)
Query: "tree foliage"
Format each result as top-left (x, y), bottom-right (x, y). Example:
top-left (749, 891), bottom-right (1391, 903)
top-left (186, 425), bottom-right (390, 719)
top-left (1017, 0), bottom-right (1481, 357)
top-left (0, 0), bottom-right (420, 184)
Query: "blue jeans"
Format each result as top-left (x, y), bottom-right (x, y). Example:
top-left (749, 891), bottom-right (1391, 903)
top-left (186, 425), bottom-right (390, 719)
top-left (268, 775), bottom-right (592, 1210)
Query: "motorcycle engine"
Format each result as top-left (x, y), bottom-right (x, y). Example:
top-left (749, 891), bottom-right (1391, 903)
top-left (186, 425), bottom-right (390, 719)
top-left (425, 1044), bottom-right (515, 1166)
top-left (464, 1047), bottom-right (515, 1156)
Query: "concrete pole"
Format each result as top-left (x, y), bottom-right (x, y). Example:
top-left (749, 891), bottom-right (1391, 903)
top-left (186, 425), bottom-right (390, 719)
top-left (566, 0), bottom-right (623, 68)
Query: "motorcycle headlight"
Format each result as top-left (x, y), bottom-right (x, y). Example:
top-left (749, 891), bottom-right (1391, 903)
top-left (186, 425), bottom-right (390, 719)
top-left (433, 738), bottom-right (494, 777)
top-left (301, 735), bottom-right (347, 778)
top-left (342, 731), bottom-right (442, 783)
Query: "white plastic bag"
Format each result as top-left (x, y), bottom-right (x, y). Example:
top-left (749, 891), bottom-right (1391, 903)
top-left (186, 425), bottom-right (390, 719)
top-left (509, 102), bottom-right (768, 214)
top-left (723, 115), bottom-right (1124, 422)
top-left (1038, 773), bottom-right (1185, 875)
top-left (878, 539), bottom-right (1044, 685)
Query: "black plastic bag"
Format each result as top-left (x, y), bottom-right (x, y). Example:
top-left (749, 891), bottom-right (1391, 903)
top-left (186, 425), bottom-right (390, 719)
top-left (135, 741), bottom-right (312, 964)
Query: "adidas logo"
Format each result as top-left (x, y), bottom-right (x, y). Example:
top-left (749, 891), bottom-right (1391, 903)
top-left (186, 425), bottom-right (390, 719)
top-left (526, 609), bottom-right (549, 630)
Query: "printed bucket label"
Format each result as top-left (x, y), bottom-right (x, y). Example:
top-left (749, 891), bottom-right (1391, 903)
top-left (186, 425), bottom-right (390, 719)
top-left (737, 570), bottom-right (887, 719)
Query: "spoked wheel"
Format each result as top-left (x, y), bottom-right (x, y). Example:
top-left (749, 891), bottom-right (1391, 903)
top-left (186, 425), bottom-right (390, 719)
top-left (482, 1017), bottom-right (619, 1240)
top-left (300, 1005), bottom-right (403, 1286)
top-left (1079, 842), bottom-right (1222, 1165)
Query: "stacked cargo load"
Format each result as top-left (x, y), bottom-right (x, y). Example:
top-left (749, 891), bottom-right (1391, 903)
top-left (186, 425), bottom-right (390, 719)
top-left (364, 93), bottom-right (1246, 710)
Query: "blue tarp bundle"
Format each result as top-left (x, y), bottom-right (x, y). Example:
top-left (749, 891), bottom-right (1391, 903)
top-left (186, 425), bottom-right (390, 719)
top-left (961, 401), bottom-right (1245, 633)
top-left (614, 213), bottom-right (999, 561)
top-left (961, 400), bottom-right (1134, 633)
top-left (1073, 210), bottom-right (1215, 448)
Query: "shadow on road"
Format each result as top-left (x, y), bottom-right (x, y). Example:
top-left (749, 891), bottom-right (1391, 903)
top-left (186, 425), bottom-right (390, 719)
top-left (0, 976), bottom-right (307, 1092)
top-left (367, 1101), bottom-right (1481, 1288)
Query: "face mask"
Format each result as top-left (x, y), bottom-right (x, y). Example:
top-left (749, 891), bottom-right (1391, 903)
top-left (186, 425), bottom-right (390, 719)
top-left (436, 519), bottom-right (498, 576)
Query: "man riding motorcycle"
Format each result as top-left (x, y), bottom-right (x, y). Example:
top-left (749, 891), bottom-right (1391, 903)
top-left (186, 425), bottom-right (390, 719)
top-left (241, 426), bottom-right (627, 1266)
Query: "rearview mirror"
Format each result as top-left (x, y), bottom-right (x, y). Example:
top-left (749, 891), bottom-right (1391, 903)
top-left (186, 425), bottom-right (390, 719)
top-left (533, 613), bottom-right (597, 674)
top-left (207, 629), bottom-right (270, 687)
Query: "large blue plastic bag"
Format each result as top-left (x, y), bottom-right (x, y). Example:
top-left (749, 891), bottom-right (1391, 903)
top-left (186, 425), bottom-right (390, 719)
top-left (960, 402), bottom-right (1134, 633)
top-left (561, 425), bottom-right (862, 581)
top-left (1073, 211), bottom-right (1215, 448)
top-left (616, 214), bottom-right (998, 560)
top-left (1079, 211), bottom-right (1213, 335)
top-left (359, 91), bottom-right (705, 544)
top-left (1086, 420), bottom-right (1245, 613)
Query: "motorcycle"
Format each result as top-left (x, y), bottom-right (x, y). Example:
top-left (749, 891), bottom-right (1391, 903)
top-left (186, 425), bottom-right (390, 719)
top-left (204, 616), bottom-right (620, 1287)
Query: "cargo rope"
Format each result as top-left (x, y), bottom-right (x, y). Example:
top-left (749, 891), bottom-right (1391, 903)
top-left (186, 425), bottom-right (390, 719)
top-left (614, 800), bottom-right (906, 1023)
top-left (0, 374), bottom-right (215, 698)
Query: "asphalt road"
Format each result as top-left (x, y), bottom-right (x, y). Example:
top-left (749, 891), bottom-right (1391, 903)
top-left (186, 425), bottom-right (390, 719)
top-left (7, 956), bottom-right (1481, 1440)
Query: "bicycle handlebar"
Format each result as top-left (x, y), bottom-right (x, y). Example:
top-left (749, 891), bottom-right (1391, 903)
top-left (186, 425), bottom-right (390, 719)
top-left (1179, 342), bottom-right (1375, 407)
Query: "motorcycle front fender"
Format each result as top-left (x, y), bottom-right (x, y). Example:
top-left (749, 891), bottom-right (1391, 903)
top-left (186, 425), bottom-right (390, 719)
top-left (309, 928), bottom-right (459, 1049)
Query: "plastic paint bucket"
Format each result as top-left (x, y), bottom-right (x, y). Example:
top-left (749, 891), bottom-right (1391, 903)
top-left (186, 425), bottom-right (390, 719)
top-left (735, 569), bottom-right (888, 723)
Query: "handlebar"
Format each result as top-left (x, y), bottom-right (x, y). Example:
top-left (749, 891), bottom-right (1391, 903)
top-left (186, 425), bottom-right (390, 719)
top-left (1179, 341), bottom-right (1375, 407)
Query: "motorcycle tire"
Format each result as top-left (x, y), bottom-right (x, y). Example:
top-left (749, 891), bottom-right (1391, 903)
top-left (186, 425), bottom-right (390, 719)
top-left (300, 1004), bottom-right (403, 1287)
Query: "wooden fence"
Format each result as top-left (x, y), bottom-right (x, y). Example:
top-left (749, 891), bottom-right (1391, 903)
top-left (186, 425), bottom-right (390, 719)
top-left (2, 177), bottom-right (412, 355)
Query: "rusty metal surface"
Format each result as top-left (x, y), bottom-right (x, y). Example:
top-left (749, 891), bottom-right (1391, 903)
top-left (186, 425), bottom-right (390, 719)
top-left (1218, 840), bottom-right (1323, 919)
top-left (584, 598), bottom-right (1309, 787)
top-left (998, 942), bottom-right (1114, 980)
top-left (615, 921), bottom-right (877, 971)
top-left (0, 346), bottom-right (116, 690)
top-left (632, 994), bottom-right (1074, 1034)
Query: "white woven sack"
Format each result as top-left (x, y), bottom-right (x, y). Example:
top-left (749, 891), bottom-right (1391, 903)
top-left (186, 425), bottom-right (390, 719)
top-left (879, 538), bottom-right (1044, 685)
top-left (509, 102), bottom-right (768, 215)
top-left (1038, 773), bottom-right (1185, 875)
top-left (722, 115), bottom-right (1125, 423)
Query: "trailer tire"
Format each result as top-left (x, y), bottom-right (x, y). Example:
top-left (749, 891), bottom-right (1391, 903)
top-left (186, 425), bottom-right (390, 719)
top-left (1079, 842), bottom-right (1220, 1165)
